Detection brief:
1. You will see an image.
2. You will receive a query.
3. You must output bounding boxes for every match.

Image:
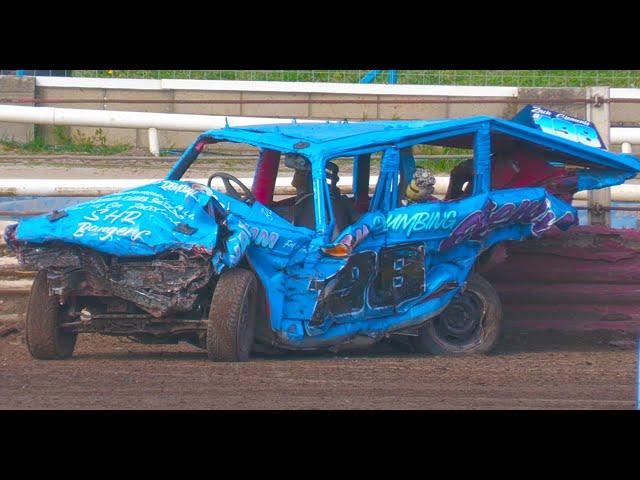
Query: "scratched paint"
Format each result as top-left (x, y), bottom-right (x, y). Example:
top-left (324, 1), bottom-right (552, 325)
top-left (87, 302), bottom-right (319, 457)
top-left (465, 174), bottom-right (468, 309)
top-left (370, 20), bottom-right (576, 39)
top-left (6, 106), bottom-right (640, 352)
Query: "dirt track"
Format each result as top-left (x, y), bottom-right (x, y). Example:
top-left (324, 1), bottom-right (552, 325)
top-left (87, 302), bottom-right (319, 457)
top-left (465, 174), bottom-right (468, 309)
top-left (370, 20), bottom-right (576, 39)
top-left (0, 330), bottom-right (637, 409)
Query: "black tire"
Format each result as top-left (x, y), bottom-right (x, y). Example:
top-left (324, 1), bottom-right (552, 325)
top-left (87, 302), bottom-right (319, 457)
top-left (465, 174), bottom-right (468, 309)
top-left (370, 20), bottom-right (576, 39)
top-left (411, 273), bottom-right (502, 355)
top-left (206, 268), bottom-right (258, 362)
top-left (25, 270), bottom-right (77, 360)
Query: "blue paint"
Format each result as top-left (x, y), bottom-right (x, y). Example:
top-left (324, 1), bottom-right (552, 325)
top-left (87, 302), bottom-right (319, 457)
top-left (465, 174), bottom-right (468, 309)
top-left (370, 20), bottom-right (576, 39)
top-left (359, 70), bottom-right (398, 84)
top-left (359, 70), bottom-right (381, 83)
top-left (8, 107), bottom-right (640, 351)
top-left (513, 104), bottom-right (606, 150)
top-left (13, 180), bottom-right (224, 257)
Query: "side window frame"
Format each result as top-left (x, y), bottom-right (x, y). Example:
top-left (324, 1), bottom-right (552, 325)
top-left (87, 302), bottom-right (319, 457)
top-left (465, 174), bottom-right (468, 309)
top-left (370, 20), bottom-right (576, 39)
top-left (311, 156), bottom-right (333, 241)
top-left (370, 147), bottom-right (401, 214)
top-left (313, 122), bottom-right (493, 238)
top-left (471, 121), bottom-right (492, 195)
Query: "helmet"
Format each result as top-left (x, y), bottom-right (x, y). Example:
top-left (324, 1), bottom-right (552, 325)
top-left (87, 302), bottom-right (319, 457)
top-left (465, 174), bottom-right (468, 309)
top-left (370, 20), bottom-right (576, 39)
top-left (406, 167), bottom-right (436, 202)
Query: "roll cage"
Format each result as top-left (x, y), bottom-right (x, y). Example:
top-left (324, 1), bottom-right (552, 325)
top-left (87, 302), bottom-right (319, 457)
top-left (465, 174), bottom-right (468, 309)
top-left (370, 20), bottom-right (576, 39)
top-left (166, 123), bottom-right (493, 243)
top-left (166, 116), bottom-right (640, 243)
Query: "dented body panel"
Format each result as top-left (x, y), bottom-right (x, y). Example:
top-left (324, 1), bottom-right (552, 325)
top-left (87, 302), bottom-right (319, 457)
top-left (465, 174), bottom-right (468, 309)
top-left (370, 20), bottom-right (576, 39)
top-left (6, 105), bottom-right (640, 349)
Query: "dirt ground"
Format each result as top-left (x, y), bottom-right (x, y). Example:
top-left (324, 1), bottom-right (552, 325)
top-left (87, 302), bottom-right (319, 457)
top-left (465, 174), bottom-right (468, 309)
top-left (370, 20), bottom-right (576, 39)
top-left (0, 330), bottom-right (637, 409)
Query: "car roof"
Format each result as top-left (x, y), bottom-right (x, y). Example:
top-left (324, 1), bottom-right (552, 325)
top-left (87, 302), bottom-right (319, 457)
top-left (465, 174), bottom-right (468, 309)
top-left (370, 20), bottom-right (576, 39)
top-left (195, 117), bottom-right (640, 172)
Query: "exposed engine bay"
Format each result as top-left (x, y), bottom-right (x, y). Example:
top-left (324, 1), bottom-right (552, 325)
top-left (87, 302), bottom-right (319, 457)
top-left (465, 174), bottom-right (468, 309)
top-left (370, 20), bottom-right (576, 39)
top-left (18, 243), bottom-right (213, 319)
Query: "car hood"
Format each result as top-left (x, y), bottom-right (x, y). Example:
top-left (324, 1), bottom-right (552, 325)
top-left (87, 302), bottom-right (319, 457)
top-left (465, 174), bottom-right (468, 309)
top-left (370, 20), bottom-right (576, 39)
top-left (12, 180), bottom-right (222, 257)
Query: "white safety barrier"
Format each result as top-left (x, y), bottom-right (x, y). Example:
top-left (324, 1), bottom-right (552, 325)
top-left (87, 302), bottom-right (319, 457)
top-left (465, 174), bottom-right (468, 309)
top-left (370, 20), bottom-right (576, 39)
top-left (2, 81), bottom-right (640, 156)
top-left (612, 128), bottom-right (640, 145)
top-left (0, 177), bottom-right (374, 197)
top-left (34, 76), bottom-right (520, 97)
top-left (0, 104), bottom-right (328, 158)
top-left (0, 104), bottom-right (324, 137)
top-left (3, 103), bottom-right (639, 157)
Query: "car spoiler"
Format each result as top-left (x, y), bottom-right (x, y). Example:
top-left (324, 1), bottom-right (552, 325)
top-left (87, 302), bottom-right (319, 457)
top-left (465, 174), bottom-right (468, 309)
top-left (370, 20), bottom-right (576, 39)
top-left (511, 104), bottom-right (607, 151)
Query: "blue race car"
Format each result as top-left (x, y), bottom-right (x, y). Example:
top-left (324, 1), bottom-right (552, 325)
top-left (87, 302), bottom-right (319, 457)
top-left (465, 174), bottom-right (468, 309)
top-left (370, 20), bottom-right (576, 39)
top-left (6, 105), bottom-right (640, 361)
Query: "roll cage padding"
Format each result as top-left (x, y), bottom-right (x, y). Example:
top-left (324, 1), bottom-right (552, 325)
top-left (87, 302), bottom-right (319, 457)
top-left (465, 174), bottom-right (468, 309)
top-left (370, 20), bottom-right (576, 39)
top-left (252, 149), bottom-right (281, 204)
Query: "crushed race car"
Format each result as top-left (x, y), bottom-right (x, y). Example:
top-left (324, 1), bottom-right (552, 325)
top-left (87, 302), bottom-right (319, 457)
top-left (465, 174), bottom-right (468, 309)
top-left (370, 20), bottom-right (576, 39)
top-left (5, 105), bottom-right (640, 361)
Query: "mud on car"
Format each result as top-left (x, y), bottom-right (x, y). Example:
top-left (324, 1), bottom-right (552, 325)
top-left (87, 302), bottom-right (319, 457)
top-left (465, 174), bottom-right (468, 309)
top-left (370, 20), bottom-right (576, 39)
top-left (5, 105), bottom-right (640, 361)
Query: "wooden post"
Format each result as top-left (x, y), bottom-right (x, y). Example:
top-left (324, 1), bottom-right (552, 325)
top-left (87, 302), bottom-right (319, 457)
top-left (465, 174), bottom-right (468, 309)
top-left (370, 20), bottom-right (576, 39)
top-left (587, 86), bottom-right (611, 227)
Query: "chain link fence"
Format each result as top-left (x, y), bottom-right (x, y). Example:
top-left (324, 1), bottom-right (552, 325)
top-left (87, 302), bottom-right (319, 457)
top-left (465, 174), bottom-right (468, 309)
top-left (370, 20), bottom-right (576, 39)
top-left (62, 70), bottom-right (640, 88)
top-left (3, 70), bottom-right (640, 87)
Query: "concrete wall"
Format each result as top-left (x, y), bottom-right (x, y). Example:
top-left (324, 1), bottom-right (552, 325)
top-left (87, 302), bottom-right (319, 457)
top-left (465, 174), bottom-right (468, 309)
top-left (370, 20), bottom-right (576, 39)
top-left (0, 76), bottom-right (35, 142)
top-left (1, 77), bottom-right (639, 154)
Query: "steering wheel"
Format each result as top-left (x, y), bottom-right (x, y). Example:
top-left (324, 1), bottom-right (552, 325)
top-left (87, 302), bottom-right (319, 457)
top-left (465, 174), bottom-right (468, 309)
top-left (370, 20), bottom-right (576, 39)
top-left (207, 172), bottom-right (256, 204)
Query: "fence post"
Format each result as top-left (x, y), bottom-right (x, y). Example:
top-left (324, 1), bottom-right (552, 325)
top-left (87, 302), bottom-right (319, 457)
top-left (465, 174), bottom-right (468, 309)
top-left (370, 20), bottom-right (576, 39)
top-left (148, 128), bottom-right (160, 157)
top-left (587, 86), bottom-right (611, 227)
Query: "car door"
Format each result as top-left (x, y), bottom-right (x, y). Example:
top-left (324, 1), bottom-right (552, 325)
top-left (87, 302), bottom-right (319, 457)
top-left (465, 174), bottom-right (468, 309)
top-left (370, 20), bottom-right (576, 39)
top-left (289, 147), bottom-right (416, 331)
top-left (303, 144), bottom-right (491, 331)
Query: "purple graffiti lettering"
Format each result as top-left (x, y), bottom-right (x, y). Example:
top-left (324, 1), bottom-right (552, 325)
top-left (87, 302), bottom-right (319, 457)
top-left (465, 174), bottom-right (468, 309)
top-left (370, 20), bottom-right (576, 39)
top-left (439, 210), bottom-right (488, 251)
top-left (440, 198), bottom-right (565, 252)
top-left (487, 201), bottom-right (514, 225)
top-left (249, 227), bottom-right (279, 249)
top-left (531, 211), bottom-right (556, 236)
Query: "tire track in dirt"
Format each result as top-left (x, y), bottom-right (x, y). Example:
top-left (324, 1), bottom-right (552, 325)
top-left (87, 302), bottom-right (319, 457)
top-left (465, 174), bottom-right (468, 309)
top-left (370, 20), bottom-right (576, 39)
top-left (1, 331), bottom-right (637, 409)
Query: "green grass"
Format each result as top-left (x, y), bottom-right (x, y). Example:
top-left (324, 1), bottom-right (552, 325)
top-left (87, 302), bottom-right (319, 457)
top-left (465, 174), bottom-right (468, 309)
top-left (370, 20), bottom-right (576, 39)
top-left (416, 158), bottom-right (464, 174)
top-left (74, 70), bottom-right (640, 88)
top-left (0, 126), bottom-right (132, 155)
top-left (332, 145), bottom-right (468, 174)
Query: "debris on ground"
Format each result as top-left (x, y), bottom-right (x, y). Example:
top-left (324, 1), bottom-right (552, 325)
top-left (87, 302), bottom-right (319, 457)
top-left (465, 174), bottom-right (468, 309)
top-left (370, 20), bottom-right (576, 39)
top-left (0, 323), bottom-right (20, 337)
top-left (608, 340), bottom-right (638, 350)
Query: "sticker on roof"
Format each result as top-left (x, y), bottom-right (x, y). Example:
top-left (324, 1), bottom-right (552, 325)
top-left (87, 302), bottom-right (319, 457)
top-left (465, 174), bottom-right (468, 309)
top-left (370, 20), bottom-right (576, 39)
top-left (511, 104), bottom-right (605, 150)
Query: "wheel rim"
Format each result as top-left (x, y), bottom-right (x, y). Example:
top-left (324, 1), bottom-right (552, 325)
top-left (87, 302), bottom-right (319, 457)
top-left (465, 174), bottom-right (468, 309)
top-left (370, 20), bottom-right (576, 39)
top-left (432, 289), bottom-right (486, 347)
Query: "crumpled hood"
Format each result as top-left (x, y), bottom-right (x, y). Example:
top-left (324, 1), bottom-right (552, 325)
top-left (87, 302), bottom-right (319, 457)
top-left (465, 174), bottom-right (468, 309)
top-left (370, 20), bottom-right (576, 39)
top-left (13, 180), bottom-right (221, 257)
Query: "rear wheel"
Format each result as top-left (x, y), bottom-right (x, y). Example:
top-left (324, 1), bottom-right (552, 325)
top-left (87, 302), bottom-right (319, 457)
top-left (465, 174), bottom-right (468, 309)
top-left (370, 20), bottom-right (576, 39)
top-left (25, 270), bottom-right (77, 360)
top-left (411, 273), bottom-right (502, 355)
top-left (206, 268), bottom-right (257, 362)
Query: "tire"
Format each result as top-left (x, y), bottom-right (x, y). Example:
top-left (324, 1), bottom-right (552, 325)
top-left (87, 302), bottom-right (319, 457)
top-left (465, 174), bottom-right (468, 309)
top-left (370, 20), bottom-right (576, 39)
top-left (411, 273), bottom-right (502, 355)
top-left (206, 268), bottom-right (258, 362)
top-left (25, 270), bottom-right (77, 360)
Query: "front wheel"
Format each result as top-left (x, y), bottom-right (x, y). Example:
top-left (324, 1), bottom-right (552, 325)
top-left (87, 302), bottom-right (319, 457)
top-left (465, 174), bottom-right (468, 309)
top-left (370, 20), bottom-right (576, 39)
top-left (410, 273), bottom-right (502, 355)
top-left (25, 270), bottom-right (77, 360)
top-left (206, 268), bottom-right (258, 362)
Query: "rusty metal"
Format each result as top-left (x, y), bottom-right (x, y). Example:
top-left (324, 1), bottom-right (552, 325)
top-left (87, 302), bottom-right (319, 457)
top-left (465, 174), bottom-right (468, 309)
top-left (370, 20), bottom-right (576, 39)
top-left (16, 244), bottom-right (214, 318)
top-left (60, 317), bottom-right (207, 335)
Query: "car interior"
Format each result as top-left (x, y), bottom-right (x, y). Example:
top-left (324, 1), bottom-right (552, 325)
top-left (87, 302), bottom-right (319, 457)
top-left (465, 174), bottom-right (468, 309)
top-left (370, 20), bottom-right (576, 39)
top-left (196, 139), bottom-right (490, 238)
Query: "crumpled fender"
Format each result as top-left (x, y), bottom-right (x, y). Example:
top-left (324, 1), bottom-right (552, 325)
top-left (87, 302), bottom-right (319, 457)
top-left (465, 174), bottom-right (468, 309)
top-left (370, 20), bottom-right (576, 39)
top-left (211, 213), bottom-right (252, 274)
top-left (10, 180), bottom-right (254, 276)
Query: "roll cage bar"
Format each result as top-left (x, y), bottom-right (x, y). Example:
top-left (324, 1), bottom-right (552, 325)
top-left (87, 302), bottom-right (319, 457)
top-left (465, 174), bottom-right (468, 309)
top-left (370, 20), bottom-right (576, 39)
top-left (165, 122), bottom-right (494, 242)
